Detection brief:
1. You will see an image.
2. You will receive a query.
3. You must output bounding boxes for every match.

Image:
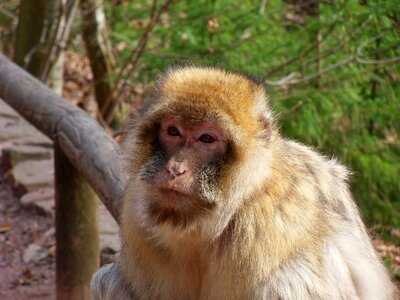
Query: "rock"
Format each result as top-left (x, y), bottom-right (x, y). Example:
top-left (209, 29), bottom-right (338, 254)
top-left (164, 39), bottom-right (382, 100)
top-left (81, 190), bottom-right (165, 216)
top-left (34, 199), bottom-right (54, 216)
top-left (0, 117), bottom-right (47, 143)
top-left (23, 244), bottom-right (48, 264)
top-left (0, 99), bottom-right (50, 145)
top-left (0, 98), bottom-right (20, 120)
top-left (99, 203), bottom-right (120, 253)
top-left (9, 160), bottom-right (54, 195)
top-left (11, 135), bottom-right (53, 149)
top-left (44, 228), bottom-right (55, 238)
top-left (20, 188), bottom-right (55, 215)
top-left (20, 187), bottom-right (54, 202)
top-left (2, 143), bottom-right (53, 171)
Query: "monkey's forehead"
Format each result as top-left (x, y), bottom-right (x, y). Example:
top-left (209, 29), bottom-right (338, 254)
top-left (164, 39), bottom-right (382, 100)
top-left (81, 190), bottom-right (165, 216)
top-left (159, 67), bottom-right (265, 102)
top-left (161, 66), bottom-right (264, 86)
top-left (154, 67), bottom-right (269, 131)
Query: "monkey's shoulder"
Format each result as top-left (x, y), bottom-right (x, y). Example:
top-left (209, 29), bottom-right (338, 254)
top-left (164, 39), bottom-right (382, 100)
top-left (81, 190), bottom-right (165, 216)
top-left (269, 139), bottom-right (355, 222)
top-left (279, 139), bottom-right (350, 183)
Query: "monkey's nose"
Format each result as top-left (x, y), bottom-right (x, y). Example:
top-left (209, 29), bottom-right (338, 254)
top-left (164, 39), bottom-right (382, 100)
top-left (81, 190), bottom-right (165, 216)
top-left (166, 161), bottom-right (187, 178)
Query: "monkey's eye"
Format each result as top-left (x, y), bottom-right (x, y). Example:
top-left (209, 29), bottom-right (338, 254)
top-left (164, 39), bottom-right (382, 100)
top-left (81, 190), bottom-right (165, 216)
top-left (167, 126), bottom-right (181, 136)
top-left (199, 134), bottom-right (215, 144)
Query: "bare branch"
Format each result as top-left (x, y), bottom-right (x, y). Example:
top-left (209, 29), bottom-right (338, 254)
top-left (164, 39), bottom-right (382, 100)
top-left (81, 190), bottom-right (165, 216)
top-left (0, 7), bottom-right (18, 23)
top-left (101, 0), bottom-right (174, 124)
top-left (0, 54), bottom-right (124, 223)
top-left (265, 30), bottom-right (399, 87)
top-left (356, 31), bottom-right (400, 65)
top-left (41, 0), bottom-right (80, 82)
top-left (265, 73), bottom-right (298, 86)
top-left (266, 55), bottom-right (355, 86)
top-left (259, 0), bottom-right (267, 15)
top-left (263, 1), bottom-right (348, 80)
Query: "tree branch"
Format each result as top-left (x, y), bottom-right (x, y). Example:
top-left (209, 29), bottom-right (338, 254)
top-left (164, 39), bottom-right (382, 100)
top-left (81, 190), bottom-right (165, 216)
top-left (0, 53), bottom-right (124, 223)
top-left (101, 0), bottom-right (173, 124)
top-left (265, 28), bottom-right (400, 87)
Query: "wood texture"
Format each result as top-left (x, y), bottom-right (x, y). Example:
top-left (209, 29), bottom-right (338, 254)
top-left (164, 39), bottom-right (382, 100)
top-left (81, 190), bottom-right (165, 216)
top-left (0, 53), bottom-right (124, 222)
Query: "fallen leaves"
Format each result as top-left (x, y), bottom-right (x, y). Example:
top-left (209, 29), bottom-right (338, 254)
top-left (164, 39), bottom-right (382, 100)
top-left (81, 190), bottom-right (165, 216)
top-left (0, 222), bottom-right (11, 233)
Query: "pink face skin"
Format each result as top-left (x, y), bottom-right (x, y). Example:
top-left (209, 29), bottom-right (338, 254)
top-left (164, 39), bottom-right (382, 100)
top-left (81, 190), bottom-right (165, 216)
top-left (154, 116), bottom-right (228, 203)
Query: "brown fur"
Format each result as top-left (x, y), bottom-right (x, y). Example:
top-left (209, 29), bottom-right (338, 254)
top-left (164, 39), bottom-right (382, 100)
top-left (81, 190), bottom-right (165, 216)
top-left (91, 67), bottom-right (398, 300)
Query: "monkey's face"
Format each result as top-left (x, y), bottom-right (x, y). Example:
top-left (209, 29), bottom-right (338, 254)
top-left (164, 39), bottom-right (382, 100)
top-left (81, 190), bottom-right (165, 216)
top-left (123, 67), bottom-right (274, 230)
top-left (136, 114), bottom-right (233, 227)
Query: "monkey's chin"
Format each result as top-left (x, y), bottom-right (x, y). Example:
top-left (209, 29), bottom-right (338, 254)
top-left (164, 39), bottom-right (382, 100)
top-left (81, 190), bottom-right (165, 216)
top-left (157, 188), bottom-right (188, 208)
top-left (146, 188), bottom-right (215, 227)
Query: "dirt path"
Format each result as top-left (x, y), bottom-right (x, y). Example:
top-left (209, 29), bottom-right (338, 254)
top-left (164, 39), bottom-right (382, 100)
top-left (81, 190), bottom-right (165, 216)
top-left (0, 174), bottom-right (55, 300)
top-left (0, 98), bottom-right (119, 299)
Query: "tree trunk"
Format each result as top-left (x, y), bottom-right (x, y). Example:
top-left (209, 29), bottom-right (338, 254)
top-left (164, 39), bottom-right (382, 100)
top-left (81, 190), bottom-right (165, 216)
top-left (14, 0), bottom-right (80, 93)
top-left (13, 2), bottom-right (100, 299)
top-left (43, 0), bottom-right (80, 93)
top-left (80, 0), bottom-right (115, 117)
top-left (55, 144), bottom-right (99, 300)
top-left (14, 0), bottom-right (59, 76)
top-left (0, 53), bottom-right (124, 221)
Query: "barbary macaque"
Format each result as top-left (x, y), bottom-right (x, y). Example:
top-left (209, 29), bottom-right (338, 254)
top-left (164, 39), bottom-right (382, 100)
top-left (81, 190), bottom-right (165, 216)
top-left (91, 67), bottom-right (398, 299)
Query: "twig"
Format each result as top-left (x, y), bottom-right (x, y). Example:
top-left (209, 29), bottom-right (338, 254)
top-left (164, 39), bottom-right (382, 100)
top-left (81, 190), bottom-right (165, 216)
top-left (359, 42), bottom-right (400, 58)
top-left (40, 0), bottom-right (79, 82)
top-left (356, 31), bottom-right (400, 65)
top-left (267, 55), bottom-right (355, 86)
top-left (259, 0), bottom-right (267, 15)
top-left (356, 56), bottom-right (400, 65)
top-left (262, 19), bottom-right (339, 79)
top-left (23, 17), bottom-right (50, 69)
top-left (102, 0), bottom-right (173, 124)
top-left (262, 1), bottom-right (348, 80)
top-left (39, 1), bottom-right (66, 82)
top-left (265, 28), bottom-right (400, 87)
top-left (265, 73), bottom-right (298, 86)
top-left (0, 7), bottom-right (18, 23)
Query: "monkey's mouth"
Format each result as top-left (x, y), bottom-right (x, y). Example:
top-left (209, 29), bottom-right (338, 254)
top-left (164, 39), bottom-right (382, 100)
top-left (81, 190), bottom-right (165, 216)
top-left (153, 182), bottom-right (192, 196)
top-left (146, 187), bottom-right (215, 227)
top-left (157, 188), bottom-right (186, 207)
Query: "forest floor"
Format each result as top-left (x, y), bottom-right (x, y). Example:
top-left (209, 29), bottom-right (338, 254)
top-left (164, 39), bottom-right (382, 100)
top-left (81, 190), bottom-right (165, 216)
top-left (0, 174), bottom-right (55, 300)
top-left (0, 94), bottom-right (119, 299)
top-left (0, 52), bottom-right (399, 299)
top-left (0, 53), bottom-right (119, 299)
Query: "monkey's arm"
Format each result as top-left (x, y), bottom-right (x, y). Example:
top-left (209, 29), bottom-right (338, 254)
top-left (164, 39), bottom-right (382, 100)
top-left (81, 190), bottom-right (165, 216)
top-left (91, 263), bottom-right (136, 300)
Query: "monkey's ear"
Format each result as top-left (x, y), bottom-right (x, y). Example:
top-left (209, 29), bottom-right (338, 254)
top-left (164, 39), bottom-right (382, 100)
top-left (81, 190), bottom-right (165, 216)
top-left (259, 112), bottom-right (273, 140)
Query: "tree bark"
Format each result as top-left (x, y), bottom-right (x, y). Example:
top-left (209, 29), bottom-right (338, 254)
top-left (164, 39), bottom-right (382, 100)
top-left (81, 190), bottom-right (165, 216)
top-left (14, 0), bottom-right (80, 94)
top-left (0, 53), bottom-right (124, 222)
top-left (43, 0), bottom-right (80, 93)
top-left (0, 52), bottom-right (125, 297)
top-left (14, 0), bottom-right (48, 72)
top-left (55, 144), bottom-right (99, 300)
top-left (14, 2), bottom-right (103, 297)
top-left (80, 0), bottom-right (115, 117)
top-left (14, 0), bottom-right (60, 79)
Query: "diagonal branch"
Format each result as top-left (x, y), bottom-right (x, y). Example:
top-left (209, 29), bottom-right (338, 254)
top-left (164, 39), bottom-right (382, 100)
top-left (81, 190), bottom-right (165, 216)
top-left (0, 53), bottom-right (124, 223)
top-left (101, 0), bottom-right (173, 124)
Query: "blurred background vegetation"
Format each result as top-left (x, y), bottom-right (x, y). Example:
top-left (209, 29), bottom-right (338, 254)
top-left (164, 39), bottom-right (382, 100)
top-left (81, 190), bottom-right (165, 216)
top-left (0, 0), bottom-right (399, 233)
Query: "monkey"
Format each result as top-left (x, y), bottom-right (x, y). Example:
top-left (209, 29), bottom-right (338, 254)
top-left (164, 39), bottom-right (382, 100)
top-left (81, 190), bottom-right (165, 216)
top-left (91, 67), bottom-right (398, 300)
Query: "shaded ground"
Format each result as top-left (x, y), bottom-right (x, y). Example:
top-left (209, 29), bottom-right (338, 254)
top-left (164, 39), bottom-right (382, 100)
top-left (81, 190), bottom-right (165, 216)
top-left (0, 53), bottom-right (119, 298)
top-left (0, 174), bottom-right (55, 300)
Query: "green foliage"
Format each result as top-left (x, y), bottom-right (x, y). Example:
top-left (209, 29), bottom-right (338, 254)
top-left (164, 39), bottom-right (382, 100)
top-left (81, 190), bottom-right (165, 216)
top-left (107, 0), bottom-right (400, 227)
